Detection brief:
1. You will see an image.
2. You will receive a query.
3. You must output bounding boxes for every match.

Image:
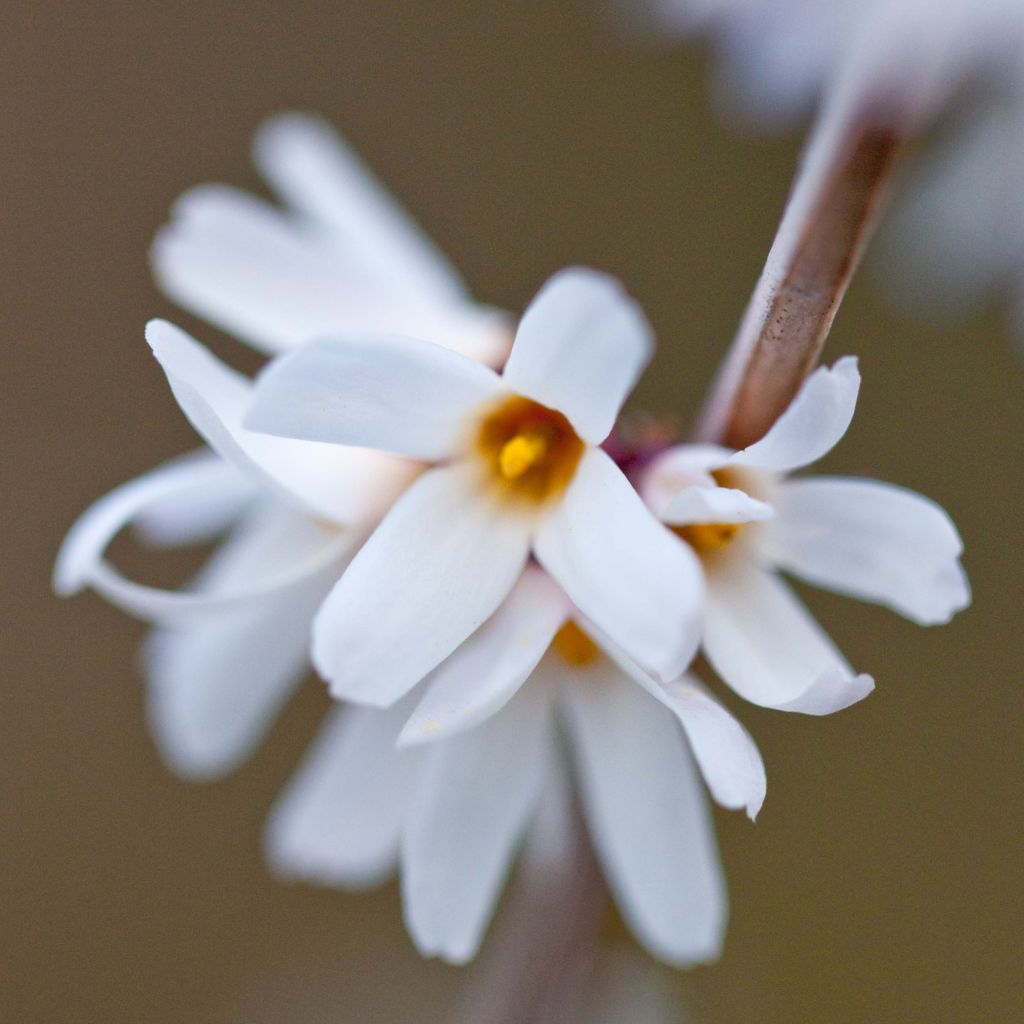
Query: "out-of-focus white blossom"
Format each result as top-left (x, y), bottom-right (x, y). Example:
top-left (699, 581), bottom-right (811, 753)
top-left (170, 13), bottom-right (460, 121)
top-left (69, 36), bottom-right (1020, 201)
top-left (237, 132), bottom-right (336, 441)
top-left (245, 268), bottom-right (706, 700)
top-left (643, 357), bottom-right (970, 711)
top-left (268, 564), bottom-right (759, 966)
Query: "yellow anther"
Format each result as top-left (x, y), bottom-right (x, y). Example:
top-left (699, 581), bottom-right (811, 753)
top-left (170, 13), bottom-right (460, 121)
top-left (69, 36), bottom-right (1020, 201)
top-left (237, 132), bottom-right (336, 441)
top-left (675, 521), bottom-right (742, 554)
top-left (498, 432), bottom-right (548, 480)
top-left (553, 621), bottom-right (600, 668)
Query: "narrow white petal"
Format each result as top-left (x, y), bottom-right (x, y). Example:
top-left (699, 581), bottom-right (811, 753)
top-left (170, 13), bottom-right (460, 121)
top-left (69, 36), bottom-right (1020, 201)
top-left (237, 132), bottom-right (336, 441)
top-left (729, 356), bottom-right (860, 472)
top-left (639, 443), bottom-right (732, 517)
top-left (763, 477), bottom-right (970, 625)
top-left (502, 268), bottom-right (653, 444)
top-left (246, 334), bottom-right (503, 461)
top-left (255, 113), bottom-right (469, 307)
top-left (398, 568), bottom-right (569, 746)
top-left (267, 702), bottom-right (420, 889)
top-left (401, 682), bottom-right (551, 964)
top-left (704, 564), bottom-right (874, 714)
top-left (585, 633), bottom-right (766, 819)
top-left (561, 659), bottom-right (726, 966)
top-left (535, 447), bottom-right (702, 681)
top-left (145, 504), bottom-right (342, 778)
top-left (153, 184), bottom-right (510, 365)
top-left (313, 464), bottom-right (532, 707)
top-left (55, 458), bottom-right (352, 623)
top-left (131, 450), bottom-right (256, 548)
top-left (148, 319), bottom-right (413, 525)
top-left (662, 484), bottom-right (774, 526)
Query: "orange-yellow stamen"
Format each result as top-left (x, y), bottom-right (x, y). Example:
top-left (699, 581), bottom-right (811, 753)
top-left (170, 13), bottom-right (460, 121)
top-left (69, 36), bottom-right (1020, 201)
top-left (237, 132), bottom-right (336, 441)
top-left (498, 432), bottom-right (549, 480)
top-left (553, 621), bottom-right (600, 668)
top-left (674, 521), bottom-right (742, 554)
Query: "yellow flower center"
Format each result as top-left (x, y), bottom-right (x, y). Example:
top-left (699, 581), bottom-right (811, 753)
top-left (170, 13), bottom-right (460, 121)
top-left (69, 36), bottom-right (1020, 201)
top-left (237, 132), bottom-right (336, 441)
top-left (552, 620), bottom-right (600, 668)
top-left (673, 521), bottom-right (742, 554)
top-left (476, 396), bottom-right (584, 504)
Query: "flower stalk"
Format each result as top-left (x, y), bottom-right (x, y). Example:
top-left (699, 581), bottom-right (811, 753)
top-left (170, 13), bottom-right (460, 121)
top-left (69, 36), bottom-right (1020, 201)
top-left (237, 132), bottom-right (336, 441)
top-left (696, 93), bottom-right (908, 448)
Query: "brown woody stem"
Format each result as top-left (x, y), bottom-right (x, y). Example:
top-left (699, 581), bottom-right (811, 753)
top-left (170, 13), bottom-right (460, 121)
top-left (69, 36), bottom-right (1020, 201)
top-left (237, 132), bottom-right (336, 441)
top-left (696, 95), bottom-right (908, 449)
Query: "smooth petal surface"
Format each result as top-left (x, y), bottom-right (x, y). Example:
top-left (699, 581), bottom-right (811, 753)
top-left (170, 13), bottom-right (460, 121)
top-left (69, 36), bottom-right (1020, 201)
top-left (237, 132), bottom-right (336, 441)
top-left (502, 268), bottom-right (653, 444)
top-left (131, 450), bottom-right (256, 548)
top-left (255, 113), bottom-right (468, 307)
top-left (246, 334), bottom-right (503, 461)
top-left (398, 568), bottom-right (569, 746)
top-left (661, 484), bottom-right (774, 526)
top-left (148, 319), bottom-right (413, 525)
top-left (729, 356), bottom-right (860, 472)
top-left (639, 443), bottom-right (733, 517)
top-left (313, 463), bottom-right (532, 706)
top-left (401, 683), bottom-right (551, 964)
top-left (267, 701), bottom-right (420, 889)
top-left (54, 457), bottom-right (351, 623)
top-left (535, 447), bottom-right (702, 681)
top-left (560, 658), bottom-right (726, 966)
top-left (145, 504), bottom-right (342, 778)
top-left (704, 564), bottom-right (875, 714)
top-left (763, 476), bottom-right (970, 625)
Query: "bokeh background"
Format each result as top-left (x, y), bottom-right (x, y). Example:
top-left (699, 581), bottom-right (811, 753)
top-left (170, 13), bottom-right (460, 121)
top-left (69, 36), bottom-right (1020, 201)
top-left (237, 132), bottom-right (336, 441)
top-left (3, 3), bottom-right (1021, 1022)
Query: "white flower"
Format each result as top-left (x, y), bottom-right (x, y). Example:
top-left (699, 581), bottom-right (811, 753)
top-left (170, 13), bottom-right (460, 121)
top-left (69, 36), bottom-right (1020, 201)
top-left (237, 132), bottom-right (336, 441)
top-left (55, 111), bottom-right (510, 778)
top-left (646, 0), bottom-right (1023, 128)
top-left (268, 565), bottom-right (764, 966)
top-left (642, 357), bottom-right (970, 711)
top-left (245, 267), bottom-right (706, 702)
top-left (153, 112), bottom-right (510, 366)
top-left (54, 321), bottom-right (416, 776)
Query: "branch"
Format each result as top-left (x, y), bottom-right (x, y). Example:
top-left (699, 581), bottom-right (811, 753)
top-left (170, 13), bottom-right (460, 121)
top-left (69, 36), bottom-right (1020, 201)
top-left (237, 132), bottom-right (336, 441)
top-left (696, 91), bottom-right (909, 449)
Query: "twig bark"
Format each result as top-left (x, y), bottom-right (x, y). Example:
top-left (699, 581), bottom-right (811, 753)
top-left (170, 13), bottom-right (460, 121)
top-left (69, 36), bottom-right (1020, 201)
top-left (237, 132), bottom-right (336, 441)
top-left (696, 91), bottom-right (908, 449)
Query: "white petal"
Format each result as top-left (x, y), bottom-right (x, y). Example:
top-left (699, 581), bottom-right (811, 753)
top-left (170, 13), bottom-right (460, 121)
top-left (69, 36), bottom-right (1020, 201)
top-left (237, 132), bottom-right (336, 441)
top-left (398, 568), bottom-right (569, 746)
top-left (560, 659), bottom-right (726, 966)
top-left (535, 447), bottom-right (702, 681)
top-left (763, 477), bottom-right (970, 625)
top-left (704, 564), bottom-right (875, 714)
top-left (639, 443), bottom-right (732, 517)
top-left (661, 484), bottom-right (774, 526)
top-left (255, 113), bottom-right (469, 307)
top-left (266, 701), bottom-right (420, 889)
top-left (729, 356), bottom-right (860, 473)
top-left (148, 319), bottom-right (414, 525)
top-left (401, 682), bottom-right (551, 964)
top-left (54, 457), bottom-right (352, 623)
top-left (153, 185), bottom-right (510, 365)
top-left (246, 334), bottom-right (503, 461)
top-left (502, 268), bottom-right (653, 444)
top-left (131, 450), bottom-right (256, 548)
top-left (144, 504), bottom-right (342, 778)
top-left (313, 463), bottom-right (532, 707)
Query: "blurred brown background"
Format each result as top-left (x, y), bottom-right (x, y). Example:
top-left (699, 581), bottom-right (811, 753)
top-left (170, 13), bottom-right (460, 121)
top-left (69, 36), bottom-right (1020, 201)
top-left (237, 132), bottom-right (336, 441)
top-left (3, 2), bottom-right (1021, 1022)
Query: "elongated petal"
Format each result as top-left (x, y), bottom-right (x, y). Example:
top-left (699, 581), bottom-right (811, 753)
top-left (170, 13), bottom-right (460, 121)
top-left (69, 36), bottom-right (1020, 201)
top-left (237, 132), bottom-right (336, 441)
top-left (502, 268), bottom-right (653, 444)
top-left (54, 457), bottom-right (351, 623)
top-left (246, 335), bottom-right (503, 461)
top-left (704, 564), bottom-right (874, 714)
top-left (131, 450), bottom-right (256, 547)
top-left (401, 682), bottom-right (551, 964)
top-left (560, 659), bottom-right (726, 966)
top-left (266, 702), bottom-right (420, 889)
top-left (153, 185), bottom-right (509, 365)
top-left (662, 485), bottom-right (773, 526)
top-left (313, 464), bottom-right (532, 706)
top-left (639, 443), bottom-right (732, 516)
top-left (148, 319), bottom-right (413, 525)
top-left (763, 477), bottom-right (970, 625)
top-left (600, 637), bottom-right (766, 819)
top-left (398, 568), bottom-right (569, 746)
top-left (145, 504), bottom-right (343, 777)
top-left (535, 448), bottom-right (702, 681)
top-left (255, 113), bottom-right (468, 307)
top-left (729, 356), bottom-right (860, 472)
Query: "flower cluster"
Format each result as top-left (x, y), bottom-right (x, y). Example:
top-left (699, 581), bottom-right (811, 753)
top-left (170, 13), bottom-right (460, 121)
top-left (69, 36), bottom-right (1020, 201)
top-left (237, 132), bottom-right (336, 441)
top-left (55, 115), bottom-right (969, 967)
